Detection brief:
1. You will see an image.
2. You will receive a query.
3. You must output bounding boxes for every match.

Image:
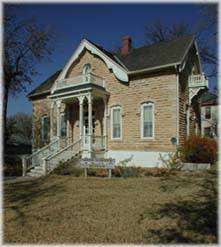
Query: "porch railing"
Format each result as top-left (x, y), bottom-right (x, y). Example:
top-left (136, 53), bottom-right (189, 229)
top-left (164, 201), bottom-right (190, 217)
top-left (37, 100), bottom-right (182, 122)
top-left (92, 135), bottom-right (106, 151)
top-left (189, 74), bottom-right (208, 88)
top-left (55, 73), bottom-right (105, 91)
top-left (44, 139), bottom-right (81, 174)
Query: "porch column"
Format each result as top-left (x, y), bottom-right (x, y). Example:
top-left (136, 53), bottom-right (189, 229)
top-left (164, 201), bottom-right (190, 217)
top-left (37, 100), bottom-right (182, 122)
top-left (56, 100), bottom-right (62, 138)
top-left (66, 105), bottom-right (70, 144)
top-left (31, 111), bottom-right (35, 153)
top-left (103, 96), bottom-right (108, 150)
top-left (186, 104), bottom-right (190, 137)
top-left (50, 101), bottom-right (54, 141)
top-left (88, 94), bottom-right (93, 155)
top-left (78, 96), bottom-right (84, 147)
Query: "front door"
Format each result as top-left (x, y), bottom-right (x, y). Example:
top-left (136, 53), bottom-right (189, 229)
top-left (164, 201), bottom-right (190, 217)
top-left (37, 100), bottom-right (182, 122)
top-left (83, 111), bottom-right (95, 149)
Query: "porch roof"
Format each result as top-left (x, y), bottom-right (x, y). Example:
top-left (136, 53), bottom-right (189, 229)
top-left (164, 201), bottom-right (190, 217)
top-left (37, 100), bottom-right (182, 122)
top-left (49, 82), bottom-right (108, 99)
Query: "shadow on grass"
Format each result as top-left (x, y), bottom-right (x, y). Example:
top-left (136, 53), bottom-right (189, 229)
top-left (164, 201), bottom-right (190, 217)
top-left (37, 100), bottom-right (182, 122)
top-left (143, 170), bottom-right (218, 244)
top-left (4, 176), bottom-right (66, 226)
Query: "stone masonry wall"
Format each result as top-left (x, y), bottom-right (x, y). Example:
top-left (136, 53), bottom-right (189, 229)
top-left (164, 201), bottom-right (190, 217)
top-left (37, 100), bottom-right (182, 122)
top-left (32, 48), bottom-right (200, 152)
top-left (32, 98), bottom-right (51, 149)
top-left (66, 49), bottom-right (178, 152)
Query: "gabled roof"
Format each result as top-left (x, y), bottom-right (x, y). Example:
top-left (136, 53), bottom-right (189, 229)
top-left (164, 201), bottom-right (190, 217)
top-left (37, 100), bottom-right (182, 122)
top-left (28, 35), bottom-right (196, 99)
top-left (201, 91), bottom-right (218, 106)
top-left (115, 35), bottom-right (194, 71)
top-left (56, 38), bottom-right (129, 84)
top-left (28, 70), bottom-right (61, 99)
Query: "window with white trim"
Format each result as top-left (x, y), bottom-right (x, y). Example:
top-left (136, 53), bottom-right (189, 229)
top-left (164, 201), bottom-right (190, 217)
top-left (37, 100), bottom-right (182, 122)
top-left (141, 102), bottom-right (154, 138)
top-left (111, 106), bottom-right (122, 139)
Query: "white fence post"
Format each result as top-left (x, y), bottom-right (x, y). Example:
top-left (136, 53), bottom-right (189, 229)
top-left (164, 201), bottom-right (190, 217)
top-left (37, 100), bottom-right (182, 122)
top-left (84, 167), bottom-right (87, 178)
top-left (42, 159), bottom-right (47, 176)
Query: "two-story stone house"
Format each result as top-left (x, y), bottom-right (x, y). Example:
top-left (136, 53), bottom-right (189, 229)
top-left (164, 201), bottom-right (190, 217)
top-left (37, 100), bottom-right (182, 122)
top-left (26, 35), bottom-right (208, 176)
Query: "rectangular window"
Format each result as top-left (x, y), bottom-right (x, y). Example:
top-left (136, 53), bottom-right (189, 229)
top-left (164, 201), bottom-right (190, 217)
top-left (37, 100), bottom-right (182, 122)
top-left (41, 116), bottom-right (50, 144)
top-left (60, 113), bottom-right (67, 137)
top-left (205, 106), bottom-right (211, 119)
top-left (142, 103), bottom-right (154, 138)
top-left (112, 107), bottom-right (121, 139)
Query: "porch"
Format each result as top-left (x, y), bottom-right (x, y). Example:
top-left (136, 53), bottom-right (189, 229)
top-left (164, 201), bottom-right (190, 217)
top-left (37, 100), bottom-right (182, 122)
top-left (49, 84), bottom-right (109, 158)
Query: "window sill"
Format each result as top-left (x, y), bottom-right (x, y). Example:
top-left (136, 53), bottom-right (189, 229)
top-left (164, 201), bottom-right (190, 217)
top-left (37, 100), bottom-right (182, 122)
top-left (141, 137), bottom-right (155, 141)
top-left (110, 138), bottom-right (122, 141)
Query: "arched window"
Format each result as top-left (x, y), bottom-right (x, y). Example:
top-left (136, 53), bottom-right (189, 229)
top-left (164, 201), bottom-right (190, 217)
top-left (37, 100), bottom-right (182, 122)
top-left (83, 63), bottom-right (91, 75)
top-left (141, 102), bottom-right (154, 139)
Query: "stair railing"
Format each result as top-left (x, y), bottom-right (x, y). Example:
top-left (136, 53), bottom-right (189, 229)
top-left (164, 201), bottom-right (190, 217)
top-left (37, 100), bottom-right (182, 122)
top-left (43, 139), bottom-right (82, 174)
top-left (23, 137), bottom-right (60, 175)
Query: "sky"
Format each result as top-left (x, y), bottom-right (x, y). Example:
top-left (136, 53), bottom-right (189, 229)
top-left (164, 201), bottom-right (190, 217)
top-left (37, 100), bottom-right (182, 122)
top-left (7, 3), bottom-right (217, 116)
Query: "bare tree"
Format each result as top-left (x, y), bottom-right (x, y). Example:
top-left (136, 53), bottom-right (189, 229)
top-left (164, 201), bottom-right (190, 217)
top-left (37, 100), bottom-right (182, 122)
top-left (145, 5), bottom-right (217, 78)
top-left (6, 113), bottom-right (32, 144)
top-left (3, 5), bottom-right (55, 139)
top-left (145, 21), bottom-right (190, 44)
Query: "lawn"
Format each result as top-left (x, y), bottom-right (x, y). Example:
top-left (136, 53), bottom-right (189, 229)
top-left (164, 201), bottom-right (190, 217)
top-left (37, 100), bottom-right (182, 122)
top-left (3, 169), bottom-right (217, 244)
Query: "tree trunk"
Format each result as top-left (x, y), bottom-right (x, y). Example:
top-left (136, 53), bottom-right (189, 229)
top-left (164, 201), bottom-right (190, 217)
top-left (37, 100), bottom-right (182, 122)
top-left (3, 84), bottom-right (9, 147)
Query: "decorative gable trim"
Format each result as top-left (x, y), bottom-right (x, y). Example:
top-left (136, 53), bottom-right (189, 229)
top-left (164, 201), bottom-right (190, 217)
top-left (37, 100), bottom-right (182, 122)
top-left (56, 39), bottom-right (129, 82)
top-left (178, 38), bottom-right (202, 74)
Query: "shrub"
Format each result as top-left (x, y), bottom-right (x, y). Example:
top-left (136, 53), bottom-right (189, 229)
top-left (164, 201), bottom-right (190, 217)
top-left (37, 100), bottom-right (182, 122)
top-left (181, 136), bottom-right (217, 164)
top-left (94, 168), bottom-right (108, 177)
top-left (159, 150), bottom-right (183, 170)
top-left (112, 167), bottom-right (124, 177)
top-left (144, 168), bottom-right (171, 177)
top-left (112, 166), bottom-right (141, 178)
top-left (87, 168), bottom-right (97, 176)
top-left (121, 167), bottom-right (141, 178)
top-left (112, 166), bottom-right (172, 178)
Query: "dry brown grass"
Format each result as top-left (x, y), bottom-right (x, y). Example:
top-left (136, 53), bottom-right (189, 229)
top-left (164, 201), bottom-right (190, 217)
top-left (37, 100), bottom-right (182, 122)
top-left (3, 170), bottom-right (217, 244)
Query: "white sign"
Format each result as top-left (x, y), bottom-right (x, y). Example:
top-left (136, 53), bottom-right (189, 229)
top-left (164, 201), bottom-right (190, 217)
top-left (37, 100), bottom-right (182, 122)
top-left (80, 158), bottom-right (115, 169)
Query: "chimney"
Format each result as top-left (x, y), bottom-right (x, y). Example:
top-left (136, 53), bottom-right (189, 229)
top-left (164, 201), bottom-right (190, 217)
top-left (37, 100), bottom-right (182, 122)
top-left (121, 35), bottom-right (132, 56)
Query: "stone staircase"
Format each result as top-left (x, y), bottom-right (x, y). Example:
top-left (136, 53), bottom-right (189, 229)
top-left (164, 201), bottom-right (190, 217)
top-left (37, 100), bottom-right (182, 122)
top-left (24, 138), bottom-right (81, 177)
top-left (26, 164), bottom-right (45, 177)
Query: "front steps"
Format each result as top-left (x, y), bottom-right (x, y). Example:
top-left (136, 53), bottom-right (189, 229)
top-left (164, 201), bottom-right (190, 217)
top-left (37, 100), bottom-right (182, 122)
top-left (26, 165), bottom-right (45, 177)
top-left (26, 150), bottom-right (105, 177)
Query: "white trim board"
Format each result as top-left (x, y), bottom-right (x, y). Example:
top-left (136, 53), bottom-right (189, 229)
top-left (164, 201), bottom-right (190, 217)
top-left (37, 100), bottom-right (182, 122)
top-left (106, 150), bottom-right (172, 168)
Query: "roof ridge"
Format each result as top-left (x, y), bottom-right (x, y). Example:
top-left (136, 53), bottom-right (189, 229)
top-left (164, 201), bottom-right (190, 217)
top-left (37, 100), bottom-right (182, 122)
top-left (121, 35), bottom-right (195, 57)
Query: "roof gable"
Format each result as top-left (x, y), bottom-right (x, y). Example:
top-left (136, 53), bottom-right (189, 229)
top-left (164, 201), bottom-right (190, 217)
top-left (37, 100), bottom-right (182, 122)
top-left (56, 39), bottom-right (129, 83)
top-left (28, 35), bottom-right (201, 100)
